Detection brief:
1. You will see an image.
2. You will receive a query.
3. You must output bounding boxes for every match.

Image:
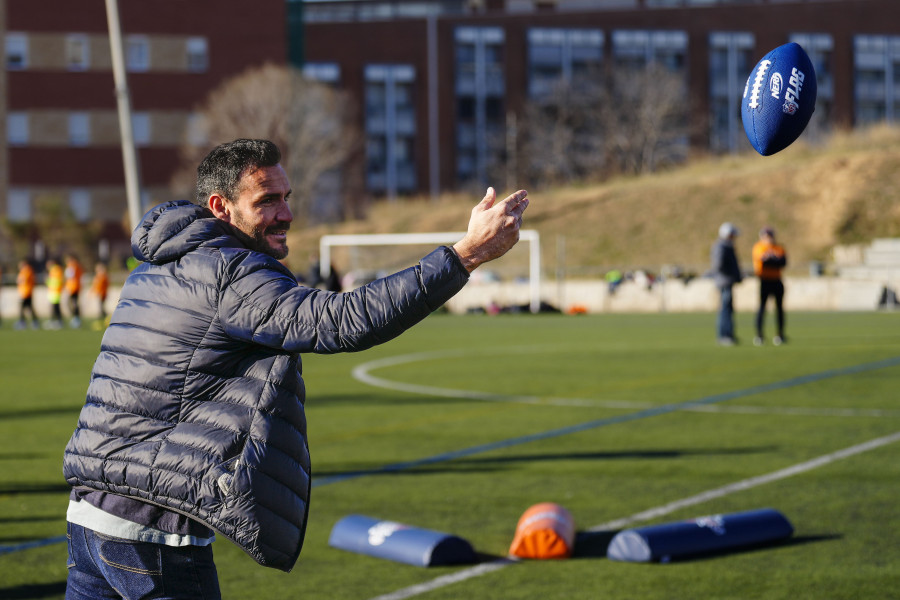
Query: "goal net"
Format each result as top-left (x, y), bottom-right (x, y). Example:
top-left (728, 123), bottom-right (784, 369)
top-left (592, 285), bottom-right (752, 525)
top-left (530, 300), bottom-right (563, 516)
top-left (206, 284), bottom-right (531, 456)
top-left (318, 230), bottom-right (542, 313)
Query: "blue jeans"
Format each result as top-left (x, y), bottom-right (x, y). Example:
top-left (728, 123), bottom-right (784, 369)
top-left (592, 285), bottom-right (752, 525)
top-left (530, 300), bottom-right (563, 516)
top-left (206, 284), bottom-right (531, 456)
top-left (717, 285), bottom-right (735, 340)
top-left (66, 522), bottom-right (221, 600)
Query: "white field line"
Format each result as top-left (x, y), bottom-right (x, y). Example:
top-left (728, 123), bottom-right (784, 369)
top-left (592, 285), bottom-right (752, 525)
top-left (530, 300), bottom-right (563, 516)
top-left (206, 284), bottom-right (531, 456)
top-left (367, 430), bottom-right (900, 600)
top-left (352, 352), bottom-right (900, 418)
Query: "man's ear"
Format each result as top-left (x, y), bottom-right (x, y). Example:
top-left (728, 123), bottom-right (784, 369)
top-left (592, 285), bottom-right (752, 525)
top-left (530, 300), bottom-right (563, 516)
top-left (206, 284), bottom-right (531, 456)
top-left (208, 194), bottom-right (231, 222)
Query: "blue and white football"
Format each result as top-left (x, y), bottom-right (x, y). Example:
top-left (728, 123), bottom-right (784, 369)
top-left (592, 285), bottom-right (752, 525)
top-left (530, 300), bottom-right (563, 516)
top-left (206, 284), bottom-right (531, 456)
top-left (741, 42), bottom-right (817, 156)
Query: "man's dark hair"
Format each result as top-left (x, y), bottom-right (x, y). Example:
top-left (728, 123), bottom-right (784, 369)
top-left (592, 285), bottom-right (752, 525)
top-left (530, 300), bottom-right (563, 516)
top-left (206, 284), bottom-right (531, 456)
top-left (196, 139), bottom-right (281, 206)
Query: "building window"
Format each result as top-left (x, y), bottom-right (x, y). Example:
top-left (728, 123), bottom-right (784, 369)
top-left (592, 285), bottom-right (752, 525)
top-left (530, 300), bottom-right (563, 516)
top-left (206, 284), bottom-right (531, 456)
top-left (186, 37), bottom-right (208, 72)
top-left (69, 112), bottom-right (91, 146)
top-left (7, 113), bottom-right (29, 145)
top-left (186, 113), bottom-right (208, 146)
top-left (365, 64), bottom-right (417, 198)
top-left (791, 33), bottom-right (833, 136)
top-left (126, 36), bottom-right (150, 72)
top-left (854, 35), bottom-right (900, 126)
top-left (303, 62), bottom-right (341, 84)
top-left (69, 189), bottom-right (92, 222)
top-left (527, 28), bottom-right (604, 99)
top-left (66, 34), bottom-right (90, 71)
top-left (612, 30), bottom-right (688, 72)
top-left (5, 33), bottom-right (28, 70)
top-left (132, 112), bottom-right (151, 146)
top-left (709, 32), bottom-right (755, 153)
top-left (7, 189), bottom-right (31, 222)
top-left (455, 26), bottom-right (506, 187)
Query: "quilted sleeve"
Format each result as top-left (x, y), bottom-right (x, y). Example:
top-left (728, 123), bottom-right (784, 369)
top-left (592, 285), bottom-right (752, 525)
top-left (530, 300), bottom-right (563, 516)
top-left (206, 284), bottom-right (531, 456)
top-left (219, 246), bottom-right (469, 354)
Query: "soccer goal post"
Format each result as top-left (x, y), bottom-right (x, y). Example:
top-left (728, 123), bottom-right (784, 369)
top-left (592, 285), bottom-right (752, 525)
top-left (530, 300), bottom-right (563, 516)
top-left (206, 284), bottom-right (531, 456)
top-left (319, 230), bottom-right (542, 313)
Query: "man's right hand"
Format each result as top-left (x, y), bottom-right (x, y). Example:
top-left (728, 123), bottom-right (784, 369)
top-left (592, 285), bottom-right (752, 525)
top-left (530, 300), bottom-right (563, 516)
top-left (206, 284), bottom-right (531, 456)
top-left (452, 188), bottom-right (529, 273)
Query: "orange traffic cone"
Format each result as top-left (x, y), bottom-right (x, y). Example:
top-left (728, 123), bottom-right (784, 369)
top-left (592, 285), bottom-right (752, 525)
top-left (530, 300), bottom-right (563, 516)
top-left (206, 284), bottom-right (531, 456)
top-left (508, 502), bottom-right (576, 559)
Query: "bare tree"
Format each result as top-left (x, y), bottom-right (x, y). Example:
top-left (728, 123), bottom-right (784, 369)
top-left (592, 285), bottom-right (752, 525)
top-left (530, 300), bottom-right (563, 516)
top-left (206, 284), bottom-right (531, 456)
top-left (517, 63), bottom-right (690, 186)
top-left (518, 74), bottom-right (606, 188)
top-left (175, 63), bottom-right (362, 223)
top-left (599, 63), bottom-right (690, 175)
top-left (2, 198), bottom-right (102, 265)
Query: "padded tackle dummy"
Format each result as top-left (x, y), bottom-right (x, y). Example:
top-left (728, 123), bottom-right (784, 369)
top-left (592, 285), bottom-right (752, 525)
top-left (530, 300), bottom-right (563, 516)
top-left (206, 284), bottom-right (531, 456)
top-left (328, 515), bottom-right (476, 567)
top-left (607, 508), bottom-right (793, 563)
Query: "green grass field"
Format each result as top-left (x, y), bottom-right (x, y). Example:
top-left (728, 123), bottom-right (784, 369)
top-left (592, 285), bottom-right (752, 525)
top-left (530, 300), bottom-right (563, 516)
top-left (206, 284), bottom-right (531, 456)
top-left (2, 311), bottom-right (899, 599)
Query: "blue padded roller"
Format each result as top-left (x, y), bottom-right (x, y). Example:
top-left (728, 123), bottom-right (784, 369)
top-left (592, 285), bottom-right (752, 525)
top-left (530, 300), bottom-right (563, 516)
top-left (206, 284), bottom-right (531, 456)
top-left (607, 508), bottom-right (793, 563)
top-left (328, 515), bottom-right (476, 567)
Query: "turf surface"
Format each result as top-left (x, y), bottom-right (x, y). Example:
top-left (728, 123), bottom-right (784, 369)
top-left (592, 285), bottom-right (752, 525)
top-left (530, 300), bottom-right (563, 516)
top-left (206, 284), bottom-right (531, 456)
top-left (1, 311), bottom-right (898, 599)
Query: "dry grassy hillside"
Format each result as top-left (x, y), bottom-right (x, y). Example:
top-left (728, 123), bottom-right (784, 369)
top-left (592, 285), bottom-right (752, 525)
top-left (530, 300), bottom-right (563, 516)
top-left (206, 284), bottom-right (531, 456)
top-left (288, 125), bottom-right (900, 280)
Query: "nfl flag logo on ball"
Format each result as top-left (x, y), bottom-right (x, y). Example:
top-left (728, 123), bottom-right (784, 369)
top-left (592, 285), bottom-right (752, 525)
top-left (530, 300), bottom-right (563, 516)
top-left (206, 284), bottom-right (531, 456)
top-left (741, 42), bottom-right (817, 156)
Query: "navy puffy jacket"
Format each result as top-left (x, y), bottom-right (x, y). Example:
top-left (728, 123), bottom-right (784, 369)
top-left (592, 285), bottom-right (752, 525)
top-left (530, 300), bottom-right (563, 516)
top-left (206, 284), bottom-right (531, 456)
top-left (63, 201), bottom-right (469, 571)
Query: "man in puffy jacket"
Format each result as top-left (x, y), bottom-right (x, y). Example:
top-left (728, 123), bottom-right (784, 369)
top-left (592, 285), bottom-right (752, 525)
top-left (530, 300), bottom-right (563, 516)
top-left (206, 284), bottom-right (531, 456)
top-left (63, 138), bottom-right (529, 598)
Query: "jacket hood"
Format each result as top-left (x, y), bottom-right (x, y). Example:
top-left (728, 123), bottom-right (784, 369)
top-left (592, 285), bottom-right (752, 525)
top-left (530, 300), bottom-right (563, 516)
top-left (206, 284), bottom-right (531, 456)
top-left (132, 200), bottom-right (238, 264)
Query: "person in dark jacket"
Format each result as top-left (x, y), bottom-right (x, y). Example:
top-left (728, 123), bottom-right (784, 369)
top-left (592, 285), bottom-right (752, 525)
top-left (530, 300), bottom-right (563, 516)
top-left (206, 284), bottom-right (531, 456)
top-left (710, 222), bottom-right (743, 345)
top-left (62, 139), bottom-right (529, 598)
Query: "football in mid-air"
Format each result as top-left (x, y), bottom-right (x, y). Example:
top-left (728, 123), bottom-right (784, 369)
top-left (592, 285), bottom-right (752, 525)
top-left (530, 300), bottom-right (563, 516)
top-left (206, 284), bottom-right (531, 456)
top-left (741, 42), bottom-right (817, 156)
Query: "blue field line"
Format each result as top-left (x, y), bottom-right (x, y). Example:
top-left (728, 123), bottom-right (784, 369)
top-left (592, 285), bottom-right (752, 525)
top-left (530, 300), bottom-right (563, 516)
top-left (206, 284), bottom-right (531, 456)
top-left (311, 355), bottom-right (900, 487)
top-left (0, 535), bottom-right (67, 556)
top-left (4, 354), bottom-right (899, 557)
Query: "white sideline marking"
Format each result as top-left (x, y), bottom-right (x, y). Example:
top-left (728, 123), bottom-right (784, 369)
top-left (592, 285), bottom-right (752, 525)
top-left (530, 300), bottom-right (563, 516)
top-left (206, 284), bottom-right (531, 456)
top-left (587, 430), bottom-right (900, 531)
top-left (368, 559), bottom-right (518, 600)
top-left (367, 431), bottom-right (900, 600)
top-left (352, 352), bottom-right (900, 418)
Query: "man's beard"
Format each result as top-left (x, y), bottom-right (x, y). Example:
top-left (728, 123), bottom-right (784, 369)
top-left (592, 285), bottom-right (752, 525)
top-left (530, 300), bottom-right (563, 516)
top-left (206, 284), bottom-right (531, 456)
top-left (231, 213), bottom-right (290, 259)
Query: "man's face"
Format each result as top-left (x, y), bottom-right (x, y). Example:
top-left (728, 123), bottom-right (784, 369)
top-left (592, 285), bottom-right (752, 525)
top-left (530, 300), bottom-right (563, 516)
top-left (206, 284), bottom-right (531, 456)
top-left (226, 164), bottom-right (293, 259)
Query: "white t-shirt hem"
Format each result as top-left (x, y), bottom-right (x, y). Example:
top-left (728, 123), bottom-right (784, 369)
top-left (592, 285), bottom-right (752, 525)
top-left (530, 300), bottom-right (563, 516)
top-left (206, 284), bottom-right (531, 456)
top-left (67, 498), bottom-right (215, 547)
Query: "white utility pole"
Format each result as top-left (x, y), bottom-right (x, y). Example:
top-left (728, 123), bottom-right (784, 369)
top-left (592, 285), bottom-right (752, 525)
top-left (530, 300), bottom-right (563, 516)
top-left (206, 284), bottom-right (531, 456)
top-left (105, 0), bottom-right (143, 231)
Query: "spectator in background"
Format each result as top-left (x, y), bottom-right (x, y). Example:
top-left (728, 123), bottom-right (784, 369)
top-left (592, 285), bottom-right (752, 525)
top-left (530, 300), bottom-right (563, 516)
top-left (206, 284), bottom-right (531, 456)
top-left (45, 258), bottom-right (64, 329)
top-left (710, 222), bottom-right (743, 346)
top-left (90, 262), bottom-right (110, 321)
top-left (752, 227), bottom-right (787, 346)
top-left (65, 253), bottom-right (84, 328)
top-left (606, 269), bottom-right (624, 294)
top-left (16, 259), bottom-right (38, 329)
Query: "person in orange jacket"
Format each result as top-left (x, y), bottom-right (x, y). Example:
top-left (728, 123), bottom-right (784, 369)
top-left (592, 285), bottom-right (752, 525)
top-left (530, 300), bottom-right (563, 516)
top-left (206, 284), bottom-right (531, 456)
top-left (752, 227), bottom-right (787, 346)
top-left (65, 253), bottom-right (84, 328)
top-left (16, 259), bottom-right (38, 329)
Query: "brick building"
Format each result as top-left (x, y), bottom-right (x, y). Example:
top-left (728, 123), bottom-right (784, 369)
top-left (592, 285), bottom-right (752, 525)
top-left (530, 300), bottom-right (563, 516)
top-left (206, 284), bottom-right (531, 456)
top-left (4, 0), bottom-right (900, 259)
top-left (1, 0), bottom-right (286, 262)
top-left (300, 0), bottom-right (900, 198)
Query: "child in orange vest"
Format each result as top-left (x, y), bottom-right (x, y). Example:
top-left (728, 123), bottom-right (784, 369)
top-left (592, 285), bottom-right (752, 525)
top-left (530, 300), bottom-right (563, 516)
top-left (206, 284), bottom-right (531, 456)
top-left (45, 258), bottom-right (64, 329)
top-left (16, 259), bottom-right (38, 329)
top-left (65, 254), bottom-right (84, 328)
top-left (91, 262), bottom-right (110, 320)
